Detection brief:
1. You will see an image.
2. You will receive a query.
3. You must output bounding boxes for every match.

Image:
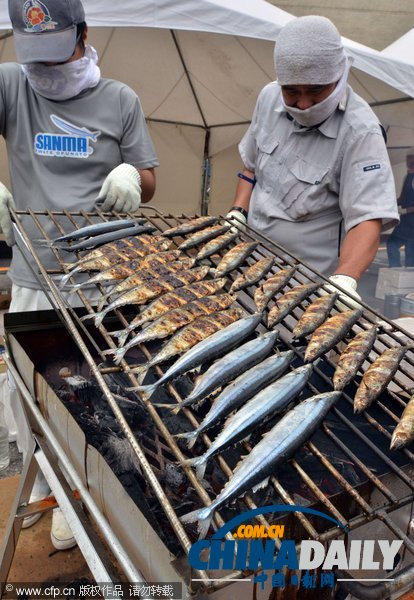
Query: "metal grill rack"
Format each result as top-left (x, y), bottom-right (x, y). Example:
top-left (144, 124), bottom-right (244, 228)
top-left (8, 206), bottom-right (414, 595)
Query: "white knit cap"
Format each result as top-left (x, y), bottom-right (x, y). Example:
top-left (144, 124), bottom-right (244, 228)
top-left (274, 16), bottom-right (347, 85)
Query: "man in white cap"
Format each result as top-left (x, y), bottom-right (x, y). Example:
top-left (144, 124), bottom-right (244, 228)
top-left (227, 15), bottom-right (398, 300)
top-left (0, 0), bottom-right (159, 550)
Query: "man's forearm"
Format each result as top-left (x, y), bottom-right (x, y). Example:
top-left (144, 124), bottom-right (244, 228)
top-left (231, 169), bottom-right (255, 211)
top-left (139, 168), bottom-right (156, 203)
top-left (334, 219), bottom-right (382, 280)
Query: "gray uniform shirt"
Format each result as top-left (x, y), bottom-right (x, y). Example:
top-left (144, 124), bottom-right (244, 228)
top-left (0, 63), bottom-right (159, 289)
top-left (239, 82), bottom-right (399, 275)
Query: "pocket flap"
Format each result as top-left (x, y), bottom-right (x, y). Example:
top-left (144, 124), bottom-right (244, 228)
top-left (287, 158), bottom-right (329, 185)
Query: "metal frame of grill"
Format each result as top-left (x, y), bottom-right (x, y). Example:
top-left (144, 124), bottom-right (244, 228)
top-left (6, 206), bottom-right (414, 596)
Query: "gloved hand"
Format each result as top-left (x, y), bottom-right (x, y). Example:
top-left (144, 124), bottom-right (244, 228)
top-left (96, 163), bottom-right (142, 213)
top-left (0, 182), bottom-right (16, 246)
top-left (323, 274), bottom-right (362, 310)
top-left (226, 208), bottom-right (247, 234)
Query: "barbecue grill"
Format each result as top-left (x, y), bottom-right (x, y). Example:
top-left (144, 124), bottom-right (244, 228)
top-left (2, 206), bottom-right (414, 599)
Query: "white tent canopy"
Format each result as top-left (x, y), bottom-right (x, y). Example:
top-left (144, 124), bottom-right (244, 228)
top-left (0, 0), bottom-right (413, 214)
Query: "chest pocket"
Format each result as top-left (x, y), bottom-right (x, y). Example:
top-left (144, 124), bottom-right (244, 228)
top-left (279, 156), bottom-right (330, 220)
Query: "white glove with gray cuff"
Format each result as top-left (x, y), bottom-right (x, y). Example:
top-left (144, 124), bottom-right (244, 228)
top-left (0, 182), bottom-right (16, 246)
top-left (226, 207), bottom-right (248, 233)
top-left (325, 274), bottom-right (362, 310)
top-left (96, 163), bottom-right (142, 213)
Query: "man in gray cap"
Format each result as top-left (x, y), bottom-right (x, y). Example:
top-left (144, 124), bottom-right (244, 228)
top-left (227, 15), bottom-right (398, 301)
top-left (0, 0), bottom-right (159, 550)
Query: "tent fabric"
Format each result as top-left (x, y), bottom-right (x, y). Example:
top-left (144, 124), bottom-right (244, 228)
top-left (0, 1), bottom-right (412, 214)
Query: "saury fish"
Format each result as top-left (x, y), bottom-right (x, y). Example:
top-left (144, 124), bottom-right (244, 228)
top-left (109, 278), bottom-right (228, 347)
top-left (131, 310), bottom-right (260, 395)
top-left (173, 350), bottom-right (294, 448)
top-left (254, 266), bottom-right (297, 312)
top-left (180, 390), bottom-right (340, 538)
top-left (230, 257), bottom-right (275, 292)
top-left (213, 242), bottom-right (259, 277)
top-left (267, 282), bottom-right (320, 327)
top-left (304, 309), bottom-right (363, 362)
top-left (108, 293), bottom-right (236, 365)
top-left (181, 363), bottom-right (313, 480)
top-left (333, 325), bottom-right (377, 390)
top-left (40, 218), bottom-right (141, 245)
top-left (162, 216), bottom-right (219, 238)
top-left (177, 225), bottom-right (230, 251)
top-left (55, 225), bottom-right (156, 252)
top-left (390, 395), bottom-right (414, 450)
top-left (85, 266), bottom-right (210, 327)
top-left (354, 345), bottom-right (411, 414)
top-left (171, 331), bottom-right (279, 411)
top-left (195, 231), bottom-right (238, 261)
top-left (292, 292), bottom-right (338, 338)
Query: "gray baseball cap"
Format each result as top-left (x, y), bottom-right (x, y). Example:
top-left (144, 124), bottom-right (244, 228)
top-left (8, 0), bottom-right (85, 63)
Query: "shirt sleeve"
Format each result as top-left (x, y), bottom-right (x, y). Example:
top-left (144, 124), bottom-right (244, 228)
top-left (238, 89), bottom-right (265, 172)
top-left (339, 129), bottom-right (399, 232)
top-left (119, 85), bottom-right (159, 170)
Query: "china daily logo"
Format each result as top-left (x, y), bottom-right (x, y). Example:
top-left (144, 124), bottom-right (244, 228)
top-left (188, 505), bottom-right (403, 591)
top-left (34, 115), bottom-right (101, 159)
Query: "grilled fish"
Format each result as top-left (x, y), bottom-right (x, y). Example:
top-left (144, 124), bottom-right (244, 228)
top-left (213, 242), bottom-right (259, 278)
top-left (109, 293), bottom-right (237, 364)
top-left (131, 310), bottom-right (258, 395)
top-left (354, 345), bottom-right (411, 414)
top-left (304, 309), bottom-right (363, 362)
top-left (173, 350), bottom-right (295, 448)
top-left (177, 225), bottom-right (230, 251)
top-left (230, 257), bottom-right (275, 292)
top-left (170, 331), bottom-right (278, 411)
top-left (180, 390), bottom-right (340, 538)
top-left (292, 292), bottom-right (338, 338)
top-left (181, 363), bottom-right (313, 480)
top-left (41, 218), bottom-right (141, 245)
top-left (86, 266), bottom-right (210, 327)
top-left (195, 231), bottom-right (238, 261)
top-left (162, 216), bottom-right (219, 238)
top-left (254, 266), bottom-right (297, 312)
top-left (267, 282), bottom-right (320, 327)
top-left (333, 325), bottom-right (377, 390)
top-left (109, 278), bottom-right (228, 346)
top-left (96, 258), bottom-right (195, 309)
top-left (57, 224), bottom-right (156, 252)
top-left (390, 395), bottom-right (414, 450)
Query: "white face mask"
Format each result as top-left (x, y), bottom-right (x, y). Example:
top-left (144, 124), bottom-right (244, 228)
top-left (282, 58), bottom-right (351, 128)
top-left (21, 45), bottom-right (101, 101)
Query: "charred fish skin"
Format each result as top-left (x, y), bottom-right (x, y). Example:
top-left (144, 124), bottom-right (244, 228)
top-left (195, 231), bottom-right (238, 261)
top-left (230, 257), bottom-right (275, 292)
top-left (175, 330), bottom-right (279, 410)
top-left (267, 282), bottom-right (320, 328)
top-left (180, 390), bottom-right (340, 538)
top-left (88, 266), bottom-right (210, 327)
top-left (133, 310), bottom-right (261, 395)
top-left (354, 345), bottom-right (411, 414)
top-left (162, 216), bottom-right (219, 238)
top-left (110, 293), bottom-right (237, 364)
top-left (304, 308), bottom-right (363, 363)
top-left (254, 266), bottom-right (297, 312)
top-left (109, 278), bottom-right (228, 346)
top-left (213, 242), bottom-right (259, 278)
top-left (177, 225), bottom-right (231, 251)
top-left (181, 363), bottom-right (314, 481)
top-left (390, 395), bottom-right (414, 450)
top-left (333, 325), bottom-right (377, 391)
top-left (173, 350), bottom-right (295, 448)
top-left (292, 292), bottom-right (338, 339)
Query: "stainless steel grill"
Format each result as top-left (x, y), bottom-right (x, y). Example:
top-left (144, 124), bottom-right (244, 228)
top-left (7, 206), bottom-right (414, 597)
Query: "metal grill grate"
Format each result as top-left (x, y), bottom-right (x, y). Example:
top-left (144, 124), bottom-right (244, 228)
top-left (9, 206), bottom-right (414, 592)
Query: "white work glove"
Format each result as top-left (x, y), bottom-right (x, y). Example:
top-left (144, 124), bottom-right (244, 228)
top-left (226, 208), bottom-right (247, 234)
top-left (96, 163), bottom-right (142, 213)
top-left (323, 274), bottom-right (362, 310)
top-left (0, 182), bottom-right (16, 246)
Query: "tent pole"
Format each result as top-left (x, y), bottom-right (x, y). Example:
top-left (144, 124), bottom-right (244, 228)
top-left (201, 128), bottom-right (211, 216)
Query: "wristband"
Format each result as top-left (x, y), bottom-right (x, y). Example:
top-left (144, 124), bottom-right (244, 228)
top-left (230, 206), bottom-right (248, 219)
top-left (237, 172), bottom-right (256, 186)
